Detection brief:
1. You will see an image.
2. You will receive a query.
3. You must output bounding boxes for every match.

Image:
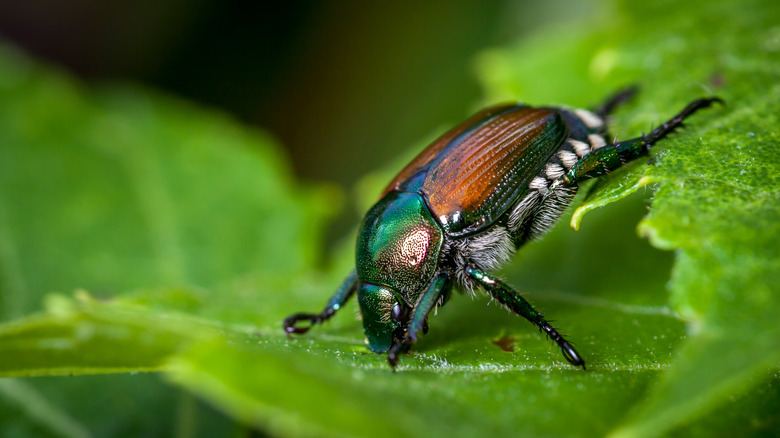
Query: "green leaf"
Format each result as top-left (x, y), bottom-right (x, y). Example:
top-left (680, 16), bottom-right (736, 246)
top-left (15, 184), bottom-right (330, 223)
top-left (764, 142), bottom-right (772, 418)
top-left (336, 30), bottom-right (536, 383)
top-left (0, 379), bottom-right (90, 438)
top-left (0, 43), bottom-right (337, 319)
top-left (0, 41), bottom-right (336, 435)
top-left (1, 0), bottom-right (779, 436)
top-left (478, 0), bottom-right (780, 436)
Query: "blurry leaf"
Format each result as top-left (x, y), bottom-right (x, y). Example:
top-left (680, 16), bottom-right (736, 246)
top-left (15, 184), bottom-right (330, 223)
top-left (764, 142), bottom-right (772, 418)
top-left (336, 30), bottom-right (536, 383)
top-left (0, 291), bottom-right (209, 377)
top-left (1, 0), bottom-right (779, 437)
top-left (0, 43), bottom-right (337, 320)
top-left (0, 379), bottom-right (90, 438)
top-left (0, 41), bottom-right (336, 436)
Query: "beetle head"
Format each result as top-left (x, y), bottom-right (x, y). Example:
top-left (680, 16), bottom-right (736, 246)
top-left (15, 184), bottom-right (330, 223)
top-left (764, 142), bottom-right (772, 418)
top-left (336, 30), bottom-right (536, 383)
top-left (354, 191), bottom-right (441, 353)
top-left (357, 283), bottom-right (409, 353)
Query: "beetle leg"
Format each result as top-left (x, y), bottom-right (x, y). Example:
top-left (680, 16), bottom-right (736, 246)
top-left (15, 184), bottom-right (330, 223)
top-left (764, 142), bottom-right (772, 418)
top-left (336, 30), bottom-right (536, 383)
top-left (283, 270), bottom-right (357, 337)
top-left (466, 265), bottom-right (585, 369)
top-left (589, 85), bottom-right (640, 141)
top-left (387, 272), bottom-right (451, 368)
top-left (593, 85), bottom-right (639, 118)
top-left (561, 97), bottom-right (723, 186)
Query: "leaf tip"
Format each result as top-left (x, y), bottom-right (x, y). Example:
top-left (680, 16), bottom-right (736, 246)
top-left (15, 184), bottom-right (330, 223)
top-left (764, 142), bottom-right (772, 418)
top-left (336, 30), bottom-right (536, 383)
top-left (74, 289), bottom-right (94, 304)
top-left (43, 293), bottom-right (78, 318)
top-left (570, 206), bottom-right (587, 230)
top-left (637, 175), bottom-right (655, 187)
top-left (637, 219), bottom-right (676, 251)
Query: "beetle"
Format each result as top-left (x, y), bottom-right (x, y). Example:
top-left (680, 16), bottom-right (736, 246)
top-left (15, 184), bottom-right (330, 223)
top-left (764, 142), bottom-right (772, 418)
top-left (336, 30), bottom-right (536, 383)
top-left (283, 87), bottom-right (721, 369)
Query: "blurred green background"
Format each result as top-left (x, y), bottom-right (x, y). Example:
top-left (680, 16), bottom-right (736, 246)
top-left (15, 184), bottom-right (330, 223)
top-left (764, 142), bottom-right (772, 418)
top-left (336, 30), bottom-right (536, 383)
top-left (0, 0), bottom-right (596, 239)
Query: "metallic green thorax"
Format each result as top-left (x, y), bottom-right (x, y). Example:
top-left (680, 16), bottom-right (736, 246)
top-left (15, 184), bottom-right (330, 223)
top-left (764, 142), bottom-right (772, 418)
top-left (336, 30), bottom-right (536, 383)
top-left (356, 191), bottom-right (443, 305)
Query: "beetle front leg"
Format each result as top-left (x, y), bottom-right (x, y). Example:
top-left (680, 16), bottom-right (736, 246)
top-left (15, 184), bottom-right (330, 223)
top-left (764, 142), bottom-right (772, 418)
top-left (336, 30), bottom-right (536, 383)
top-left (466, 266), bottom-right (585, 369)
top-left (283, 270), bottom-right (357, 336)
top-left (387, 272), bottom-right (450, 368)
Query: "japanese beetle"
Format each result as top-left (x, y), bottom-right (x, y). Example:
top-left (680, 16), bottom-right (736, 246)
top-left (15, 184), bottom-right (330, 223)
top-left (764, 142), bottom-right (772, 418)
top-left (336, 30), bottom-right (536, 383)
top-left (284, 87), bottom-right (721, 370)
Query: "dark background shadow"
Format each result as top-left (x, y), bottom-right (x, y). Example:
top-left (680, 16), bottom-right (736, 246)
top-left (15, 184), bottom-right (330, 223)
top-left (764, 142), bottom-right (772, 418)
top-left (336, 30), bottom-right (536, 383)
top-left (0, 0), bottom-right (597, 240)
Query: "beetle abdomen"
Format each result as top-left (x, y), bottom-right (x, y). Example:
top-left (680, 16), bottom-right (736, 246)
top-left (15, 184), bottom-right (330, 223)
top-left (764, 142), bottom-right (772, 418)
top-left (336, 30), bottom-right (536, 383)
top-left (506, 109), bottom-right (607, 246)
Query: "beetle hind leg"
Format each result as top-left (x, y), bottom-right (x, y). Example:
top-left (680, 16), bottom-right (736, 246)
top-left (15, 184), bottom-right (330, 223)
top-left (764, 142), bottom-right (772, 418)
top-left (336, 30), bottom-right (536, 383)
top-left (642, 97), bottom-right (724, 146)
top-left (593, 85), bottom-right (640, 118)
top-left (561, 96), bottom-right (723, 186)
top-left (578, 85), bottom-right (640, 144)
top-left (466, 265), bottom-right (585, 369)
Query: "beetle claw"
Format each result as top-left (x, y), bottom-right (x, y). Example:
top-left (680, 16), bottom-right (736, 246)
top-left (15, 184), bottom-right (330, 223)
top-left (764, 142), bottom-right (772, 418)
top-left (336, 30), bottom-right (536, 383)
top-left (559, 339), bottom-right (585, 370)
top-left (388, 348), bottom-right (400, 369)
top-left (387, 337), bottom-right (413, 369)
top-left (282, 312), bottom-right (321, 337)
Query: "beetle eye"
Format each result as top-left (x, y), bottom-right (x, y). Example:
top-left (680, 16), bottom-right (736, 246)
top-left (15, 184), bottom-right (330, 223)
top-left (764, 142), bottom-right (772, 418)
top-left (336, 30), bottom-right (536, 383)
top-left (391, 303), bottom-right (404, 322)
